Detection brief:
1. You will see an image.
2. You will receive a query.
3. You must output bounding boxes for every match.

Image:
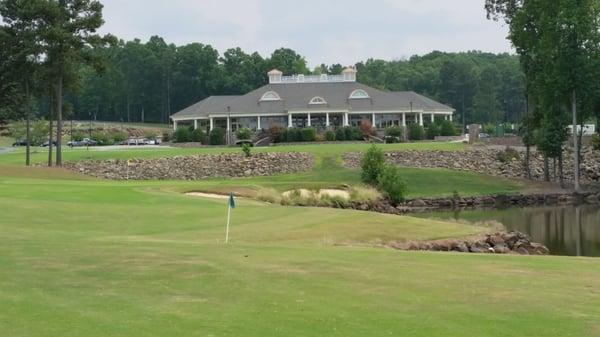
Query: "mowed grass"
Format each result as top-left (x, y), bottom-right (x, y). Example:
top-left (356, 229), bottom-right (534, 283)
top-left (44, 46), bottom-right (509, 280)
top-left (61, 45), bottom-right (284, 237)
top-left (0, 168), bottom-right (600, 337)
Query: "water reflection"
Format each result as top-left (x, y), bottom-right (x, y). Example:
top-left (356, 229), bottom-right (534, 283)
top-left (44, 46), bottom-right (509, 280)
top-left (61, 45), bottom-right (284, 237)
top-left (417, 205), bottom-right (600, 257)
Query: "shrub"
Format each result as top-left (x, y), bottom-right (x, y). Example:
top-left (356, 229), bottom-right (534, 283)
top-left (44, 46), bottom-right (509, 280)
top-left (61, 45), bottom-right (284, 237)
top-left (377, 165), bottom-right (408, 205)
top-left (325, 130), bottom-right (336, 141)
top-left (385, 126), bottom-right (403, 138)
top-left (91, 131), bottom-right (114, 146)
top-left (360, 145), bottom-right (386, 185)
top-left (242, 143), bottom-right (252, 157)
top-left (209, 127), bottom-right (226, 145)
top-left (496, 146), bottom-right (521, 163)
top-left (144, 131), bottom-right (157, 140)
top-left (71, 130), bottom-right (85, 142)
top-left (162, 131), bottom-right (171, 142)
top-left (173, 127), bottom-right (191, 143)
top-left (592, 134), bottom-right (600, 151)
top-left (483, 123), bottom-right (496, 136)
top-left (110, 131), bottom-right (128, 143)
top-left (426, 123), bottom-right (440, 140)
top-left (269, 125), bottom-right (285, 143)
top-left (235, 127), bottom-right (253, 140)
top-left (344, 126), bottom-right (363, 141)
top-left (335, 128), bottom-right (346, 141)
top-left (190, 129), bottom-right (206, 143)
top-left (301, 128), bottom-right (316, 142)
top-left (408, 124), bottom-right (425, 141)
top-left (440, 120), bottom-right (457, 136)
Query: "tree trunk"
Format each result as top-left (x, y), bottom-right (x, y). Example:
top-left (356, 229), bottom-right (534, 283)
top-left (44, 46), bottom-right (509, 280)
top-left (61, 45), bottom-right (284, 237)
top-left (25, 81), bottom-right (31, 167)
top-left (572, 90), bottom-right (581, 192)
top-left (543, 155), bottom-right (550, 182)
top-left (55, 74), bottom-right (63, 166)
top-left (126, 96), bottom-right (131, 123)
top-left (166, 75), bottom-right (172, 123)
top-left (558, 152), bottom-right (564, 188)
top-left (141, 106), bottom-right (145, 123)
top-left (525, 144), bottom-right (531, 179)
top-left (48, 115), bottom-right (53, 167)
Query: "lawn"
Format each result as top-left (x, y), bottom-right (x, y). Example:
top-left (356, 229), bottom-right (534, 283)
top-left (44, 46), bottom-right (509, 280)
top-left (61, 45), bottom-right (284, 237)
top-left (0, 167), bottom-right (599, 337)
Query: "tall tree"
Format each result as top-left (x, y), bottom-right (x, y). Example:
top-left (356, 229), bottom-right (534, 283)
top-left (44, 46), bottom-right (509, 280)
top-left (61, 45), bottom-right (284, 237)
top-left (268, 48), bottom-right (309, 75)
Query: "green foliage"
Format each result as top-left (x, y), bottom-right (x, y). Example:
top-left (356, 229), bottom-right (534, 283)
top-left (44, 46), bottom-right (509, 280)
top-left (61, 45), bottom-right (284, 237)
top-left (9, 120), bottom-right (49, 146)
top-left (269, 125), bottom-right (285, 143)
top-left (592, 134), bottom-right (600, 151)
top-left (324, 130), bottom-right (336, 141)
top-left (426, 123), bottom-right (440, 140)
top-left (378, 165), bottom-right (408, 205)
top-left (91, 131), bottom-right (114, 146)
top-left (496, 147), bottom-right (521, 163)
top-left (440, 120), bottom-right (458, 136)
top-left (483, 123), bottom-right (496, 136)
top-left (344, 126), bottom-right (363, 141)
top-left (71, 130), bottom-right (85, 142)
top-left (162, 131), bottom-right (171, 142)
top-left (190, 129), bottom-right (206, 143)
top-left (384, 126), bottom-right (403, 143)
top-left (209, 127), bottom-right (226, 145)
top-left (242, 143), bottom-right (252, 157)
top-left (235, 127), bottom-right (253, 140)
top-left (360, 145), bottom-right (386, 185)
top-left (143, 131), bottom-right (157, 140)
top-left (408, 124), bottom-right (425, 141)
top-left (301, 128), bottom-right (316, 142)
top-left (173, 127), bottom-right (191, 143)
top-left (335, 128), bottom-right (346, 141)
top-left (110, 131), bottom-right (128, 143)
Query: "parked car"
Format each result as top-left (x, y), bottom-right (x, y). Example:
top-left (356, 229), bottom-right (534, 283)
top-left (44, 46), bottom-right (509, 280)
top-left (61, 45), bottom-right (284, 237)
top-left (68, 138), bottom-right (98, 147)
top-left (40, 140), bottom-right (58, 147)
top-left (479, 133), bottom-right (490, 139)
top-left (12, 139), bottom-right (29, 147)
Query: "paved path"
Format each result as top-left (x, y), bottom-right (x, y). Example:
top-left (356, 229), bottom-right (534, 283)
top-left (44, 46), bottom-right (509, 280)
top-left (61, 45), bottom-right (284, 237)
top-left (0, 147), bottom-right (15, 155)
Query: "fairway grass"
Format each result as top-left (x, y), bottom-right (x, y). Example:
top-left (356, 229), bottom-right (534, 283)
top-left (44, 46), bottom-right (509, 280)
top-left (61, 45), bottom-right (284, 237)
top-left (1, 171), bottom-right (599, 337)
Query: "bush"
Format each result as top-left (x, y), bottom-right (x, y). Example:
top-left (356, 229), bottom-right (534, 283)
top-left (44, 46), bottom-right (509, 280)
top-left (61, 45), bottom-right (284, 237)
top-left (440, 120), bottom-right (457, 136)
top-left (242, 143), bottom-right (252, 157)
top-left (190, 129), bottom-right (206, 143)
top-left (269, 125), bottom-right (285, 143)
top-left (496, 146), bottom-right (521, 163)
top-left (71, 130), bottom-right (85, 142)
top-left (592, 134), bottom-right (600, 151)
top-left (173, 127), bottom-right (191, 143)
top-left (408, 124), bottom-right (425, 141)
top-left (378, 165), bottom-right (408, 205)
top-left (162, 131), bottom-right (171, 142)
top-left (359, 119), bottom-right (374, 137)
top-left (144, 131), bottom-right (157, 140)
top-left (344, 126), bottom-right (363, 141)
top-left (426, 123), bottom-right (440, 140)
top-left (385, 126), bottom-right (403, 143)
top-left (91, 131), bottom-right (114, 146)
top-left (110, 131), bottom-right (128, 143)
top-left (209, 127), bottom-right (226, 145)
top-left (325, 130), bottom-right (336, 141)
top-left (360, 145), bottom-right (386, 185)
top-left (335, 128), bottom-right (346, 141)
top-left (483, 123), bottom-right (496, 136)
top-left (235, 127), bottom-right (253, 140)
top-left (301, 128), bottom-right (316, 142)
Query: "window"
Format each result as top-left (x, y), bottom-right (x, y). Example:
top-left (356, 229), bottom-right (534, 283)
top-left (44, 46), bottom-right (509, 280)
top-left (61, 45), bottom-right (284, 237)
top-left (260, 91), bottom-right (281, 101)
top-left (349, 89), bottom-right (370, 99)
top-left (309, 96), bottom-right (327, 105)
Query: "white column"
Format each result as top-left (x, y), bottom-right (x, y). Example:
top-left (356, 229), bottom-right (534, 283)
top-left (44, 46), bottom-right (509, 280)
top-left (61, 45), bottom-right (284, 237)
top-left (209, 118), bottom-right (214, 131)
top-left (307, 113), bottom-right (312, 127)
top-left (325, 113), bottom-right (330, 127)
top-left (419, 113), bottom-right (424, 126)
top-left (402, 113), bottom-right (406, 127)
top-left (226, 117), bottom-right (231, 131)
top-left (194, 119), bottom-right (198, 130)
top-left (344, 113), bottom-right (349, 126)
top-left (257, 116), bottom-right (261, 130)
top-left (449, 114), bottom-right (453, 122)
top-left (431, 114), bottom-right (435, 123)
top-left (173, 121), bottom-right (178, 131)
top-left (288, 114), bottom-right (293, 128)
top-left (372, 113), bottom-right (376, 127)
top-left (415, 114), bottom-right (419, 124)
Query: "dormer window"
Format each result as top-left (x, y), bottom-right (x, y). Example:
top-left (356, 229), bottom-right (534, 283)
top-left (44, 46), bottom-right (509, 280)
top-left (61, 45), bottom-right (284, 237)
top-left (309, 96), bottom-right (327, 105)
top-left (260, 91), bottom-right (281, 102)
top-left (349, 89), bottom-right (370, 99)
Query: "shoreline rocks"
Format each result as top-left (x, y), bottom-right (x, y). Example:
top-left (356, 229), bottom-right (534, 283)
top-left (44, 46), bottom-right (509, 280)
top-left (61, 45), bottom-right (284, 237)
top-left (63, 152), bottom-right (314, 180)
top-left (390, 231), bottom-right (550, 255)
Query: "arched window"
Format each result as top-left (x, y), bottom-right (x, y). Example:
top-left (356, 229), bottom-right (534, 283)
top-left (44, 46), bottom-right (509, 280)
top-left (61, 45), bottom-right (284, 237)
top-left (260, 91), bottom-right (281, 102)
top-left (309, 96), bottom-right (327, 105)
top-left (349, 89), bottom-right (370, 99)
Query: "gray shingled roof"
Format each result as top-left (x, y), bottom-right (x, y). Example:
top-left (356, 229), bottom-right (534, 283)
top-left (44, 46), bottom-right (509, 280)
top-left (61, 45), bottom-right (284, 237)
top-left (171, 82), bottom-right (453, 120)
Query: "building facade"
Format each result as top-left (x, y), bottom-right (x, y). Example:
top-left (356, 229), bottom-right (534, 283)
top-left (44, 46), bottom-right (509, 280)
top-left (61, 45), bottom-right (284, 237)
top-left (170, 68), bottom-right (454, 132)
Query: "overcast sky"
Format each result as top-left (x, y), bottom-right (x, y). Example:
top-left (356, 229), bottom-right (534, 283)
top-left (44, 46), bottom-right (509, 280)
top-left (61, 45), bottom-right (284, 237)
top-left (99, 0), bottom-right (513, 68)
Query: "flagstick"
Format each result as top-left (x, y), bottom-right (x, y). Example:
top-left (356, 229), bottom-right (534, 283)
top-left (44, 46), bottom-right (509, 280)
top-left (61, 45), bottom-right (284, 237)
top-left (225, 202), bottom-right (231, 244)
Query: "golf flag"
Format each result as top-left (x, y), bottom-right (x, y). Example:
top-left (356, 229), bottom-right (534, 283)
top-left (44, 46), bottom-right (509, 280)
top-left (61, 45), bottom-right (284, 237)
top-left (225, 193), bottom-right (236, 243)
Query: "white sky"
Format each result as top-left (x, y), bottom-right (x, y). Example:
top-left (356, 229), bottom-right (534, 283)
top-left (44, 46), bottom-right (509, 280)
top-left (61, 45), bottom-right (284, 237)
top-left (99, 0), bottom-right (513, 68)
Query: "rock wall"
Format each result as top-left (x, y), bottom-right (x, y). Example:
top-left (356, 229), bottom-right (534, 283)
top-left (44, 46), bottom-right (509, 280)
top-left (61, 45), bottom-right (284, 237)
top-left (343, 147), bottom-right (600, 183)
top-left (64, 152), bottom-right (314, 180)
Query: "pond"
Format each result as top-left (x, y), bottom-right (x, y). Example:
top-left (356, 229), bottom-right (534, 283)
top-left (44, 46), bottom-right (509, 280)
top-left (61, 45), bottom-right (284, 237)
top-left (416, 205), bottom-right (600, 257)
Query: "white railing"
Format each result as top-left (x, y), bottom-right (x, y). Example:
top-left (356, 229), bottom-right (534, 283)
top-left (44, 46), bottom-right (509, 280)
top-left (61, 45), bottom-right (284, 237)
top-left (278, 74), bottom-right (353, 84)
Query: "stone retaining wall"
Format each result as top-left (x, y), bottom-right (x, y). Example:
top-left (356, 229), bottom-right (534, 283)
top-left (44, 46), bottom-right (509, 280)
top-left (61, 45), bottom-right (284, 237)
top-left (343, 147), bottom-right (600, 183)
top-left (64, 152), bottom-right (314, 180)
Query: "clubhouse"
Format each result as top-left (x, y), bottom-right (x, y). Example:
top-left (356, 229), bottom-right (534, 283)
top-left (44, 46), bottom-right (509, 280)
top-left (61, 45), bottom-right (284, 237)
top-left (170, 68), bottom-right (454, 132)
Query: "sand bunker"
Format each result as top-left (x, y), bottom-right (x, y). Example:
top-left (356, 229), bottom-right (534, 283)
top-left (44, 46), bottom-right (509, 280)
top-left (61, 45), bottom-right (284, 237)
top-left (186, 192), bottom-right (231, 200)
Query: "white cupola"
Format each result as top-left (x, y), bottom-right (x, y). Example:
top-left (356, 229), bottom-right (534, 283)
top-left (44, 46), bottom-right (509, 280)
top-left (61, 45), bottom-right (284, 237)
top-left (268, 69), bottom-right (283, 83)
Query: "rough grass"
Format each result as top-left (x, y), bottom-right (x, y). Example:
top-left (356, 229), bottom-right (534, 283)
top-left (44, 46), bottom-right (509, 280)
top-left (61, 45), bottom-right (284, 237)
top-left (0, 172), bottom-right (599, 337)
